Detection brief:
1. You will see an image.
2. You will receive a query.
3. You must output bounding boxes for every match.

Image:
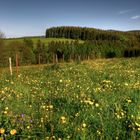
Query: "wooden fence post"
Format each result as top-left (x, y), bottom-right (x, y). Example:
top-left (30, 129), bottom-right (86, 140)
top-left (38, 53), bottom-right (41, 65)
top-left (9, 57), bottom-right (12, 76)
top-left (55, 54), bottom-right (58, 64)
top-left (16, 53), bottom-right (18, 75)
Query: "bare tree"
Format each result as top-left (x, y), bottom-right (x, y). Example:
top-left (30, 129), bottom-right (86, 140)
top-left (0, 30), bottom-right (5, 38)
top-left (0, 31), bottom-right (6, 66)
top-left (0, 30), bottom-right (5, 47)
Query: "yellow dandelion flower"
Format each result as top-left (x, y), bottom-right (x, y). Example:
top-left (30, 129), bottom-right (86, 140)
top-left (27, 126), bottom-right (30, 129)
top-left (135, 122), bottom-right (140, 127)
top-left (75, 112), bottom-right (79, 117)
top-left (42, 105), bottom-right (46, 109)
top-left (10, 129), bottom-right (17, 135)
top-left (116, 114), bottom-right (121, 119)
top-left (45, 137), bottom-right (49, 140)
top-left (0, 128), bottom-right (5, 134)
top-left (1, 90), bottom-right (5, 94)
top-left (41, 118), bottom-right (44, 123)
top-left (95, 103), bottom-right (99, 107)
top-left (127, 99), bottom-right (132, 103)
top-left (49, 105), bottom-right (53, 109)
top-left (97, 130), bottom-right (101, 135)
top-left (77, 128), bottom-right (80, 131)
top-left (124, 83), bottom-right (128, 86)
top-left (5, 107), bottom-right (8, 110)
top-left (11, 81), bottom-right (14, 85)
top-left (121, 112), bottom-right (124, 116)
top-left (82, 123), bottom-right (86, 128)
top-left (60, 116), bottom-right (66, 124)
top-left (3, 111), bottom-right (7, 114)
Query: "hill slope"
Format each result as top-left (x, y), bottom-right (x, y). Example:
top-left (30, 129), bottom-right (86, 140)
top-left (5, 37), bottom-right (81, 45)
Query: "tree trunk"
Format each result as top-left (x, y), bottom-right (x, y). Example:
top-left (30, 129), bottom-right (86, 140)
top-left (53, 53), bottom-right (55, 64)
top-left (55, 54), bottom-right (58, 64)
top-left (62, 54), bottom-right (64, 63)
top-left (69, 55), bottom-right (72, 62)
top-left (78, 55), bottom-right (81, 61)
top-left (88, 55), bottom-right (90, 60)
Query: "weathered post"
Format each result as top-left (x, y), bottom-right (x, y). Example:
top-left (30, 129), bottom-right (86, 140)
top-left (16, 53), bottom-right (18, 75)
top-left (38, 53), bottom-right (41, 65)
top-left (9, 57), bottom-right (12, 76)
top-left (53, 53), bottom-right (55, 64)
top-left (62, 54), bottom-right (64, 63)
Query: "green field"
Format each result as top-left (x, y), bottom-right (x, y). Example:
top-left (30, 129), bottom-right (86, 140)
top-left (0, 58), bottom-right (140, 139)
top-left (5, 37), bottom-right (83, 46)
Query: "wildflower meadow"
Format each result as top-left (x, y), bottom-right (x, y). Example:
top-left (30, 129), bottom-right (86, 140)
top-left (0, 58), bottom-right (140, 139)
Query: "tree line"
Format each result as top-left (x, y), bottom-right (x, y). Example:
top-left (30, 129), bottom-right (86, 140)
top-left (0, 26), bottom-right (140, 67)
top-left (46, 26), bottom-right (121, 41)
top-left (0, 38), bottom-right (139, 67)
top-left (46, 26), bottom-right (140, 58)
top-left (47, 40), bottom-right (126, 63)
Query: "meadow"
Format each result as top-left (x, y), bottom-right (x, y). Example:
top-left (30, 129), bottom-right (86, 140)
top-left (0, 58), bottom-right (140, 139)
top-left (5, 37), bottom-right (83, 46)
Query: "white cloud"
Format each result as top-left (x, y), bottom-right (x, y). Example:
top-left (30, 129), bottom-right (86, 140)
top-left (131, 15), bottom-right (140, 20)
top-left (118, 9), bottom-right (134, 15)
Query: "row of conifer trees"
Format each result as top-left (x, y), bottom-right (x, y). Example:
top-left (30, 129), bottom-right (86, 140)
top-left (0, 26), bottom-right (140, 67)
top-left (46, 26), bottom-right (121, 41)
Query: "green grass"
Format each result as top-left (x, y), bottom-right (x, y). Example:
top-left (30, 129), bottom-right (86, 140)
top-left (0, 58), bottom-right (140, 139)
top-left (5, 37), bottom-right (84, 46)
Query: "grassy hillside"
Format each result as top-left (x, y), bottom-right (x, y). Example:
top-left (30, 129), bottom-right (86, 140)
top-left (5, 37), bottom-right (83, 46)
top-left (0, 58), bottom-right (140, 139)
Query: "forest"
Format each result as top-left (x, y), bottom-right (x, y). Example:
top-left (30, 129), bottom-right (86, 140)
top-left (0, 26), bottom-right (140, 67)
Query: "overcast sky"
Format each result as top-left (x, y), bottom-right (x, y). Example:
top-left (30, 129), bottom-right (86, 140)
top-left (0, 0), bottom-right (140, 37)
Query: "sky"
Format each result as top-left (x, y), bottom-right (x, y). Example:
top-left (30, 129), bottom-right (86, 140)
top-left (0, 0), bottom-right (140, 38)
